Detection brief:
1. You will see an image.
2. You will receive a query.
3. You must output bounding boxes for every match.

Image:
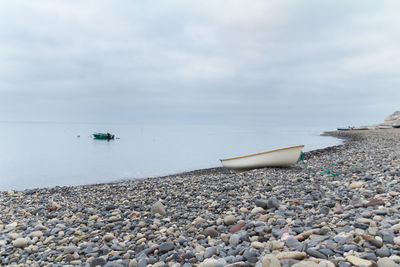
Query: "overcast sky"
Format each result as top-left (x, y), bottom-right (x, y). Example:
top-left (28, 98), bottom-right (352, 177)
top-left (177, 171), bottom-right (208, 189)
top-left (0, 0), bottom-right (399, 127)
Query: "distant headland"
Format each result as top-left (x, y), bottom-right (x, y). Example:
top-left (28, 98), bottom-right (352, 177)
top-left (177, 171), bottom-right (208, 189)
top-left (384, 110), bottom-right (400, 125)
top-left (338, 110), bottom-right (400, 131)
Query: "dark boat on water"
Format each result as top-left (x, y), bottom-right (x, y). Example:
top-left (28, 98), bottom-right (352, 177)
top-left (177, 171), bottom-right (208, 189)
top-left (337, 127), bottom-right (352, 131)
top-left (93, 133), bottom-right (114, 140)
top-left (393, 124), bottom-right (400, 128)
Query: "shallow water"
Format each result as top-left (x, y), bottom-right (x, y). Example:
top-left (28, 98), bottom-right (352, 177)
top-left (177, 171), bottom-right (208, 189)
top-left (0, 122), bottom-right (340, 191)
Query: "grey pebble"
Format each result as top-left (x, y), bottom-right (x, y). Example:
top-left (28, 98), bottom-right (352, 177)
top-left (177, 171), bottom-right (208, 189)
top-left (361, 252), bottom-right (377, 261)
top-left (204, 247), bottom-right (217, 258)
top-left (158, 242), bottom-right (174, 253)
top-left (229, 234), bottom-right (240, 246)
top-left (375, 246), bottom-right (391, 257)
top-left (306, 248), bottom-right (328, 259)
top-left (285, 237), bottom-right (301, 248)
top-left (254, 199), bottom-right (268, 209)
top-left (90, 257), bottom-right (107, 267)
top-left (267, 197), bottom-right (280, 209)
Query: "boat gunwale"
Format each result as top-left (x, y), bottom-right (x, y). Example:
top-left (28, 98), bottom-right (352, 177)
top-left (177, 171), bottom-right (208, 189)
top-left (220, 145), bottom-right (305, 162)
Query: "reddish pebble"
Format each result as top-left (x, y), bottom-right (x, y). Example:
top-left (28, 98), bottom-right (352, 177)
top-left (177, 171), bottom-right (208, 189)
top-left (189, 257), bottom-right (198, 264)
top-left (47, 206), bottom-right (57, 211)
top-left (295, 235), bottom-right (305, 241)
top-left (363, 199), bottom-right (385, 207)
top-left (147, 245), bottom-right (159, 254)
top-left (229, 222), bottom-right (246, 234)
top-left (389, 191), bottom-right (400, 197)
top-left (333, 203), bottom-right (343, 214)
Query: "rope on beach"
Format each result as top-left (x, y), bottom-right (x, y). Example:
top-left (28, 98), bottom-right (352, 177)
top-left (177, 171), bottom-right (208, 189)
top-left (298, 152), bottom-right (341, 176)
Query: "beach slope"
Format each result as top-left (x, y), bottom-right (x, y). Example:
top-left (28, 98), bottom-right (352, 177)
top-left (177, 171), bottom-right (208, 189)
top-left (1, 129), bottom-right (400, 266)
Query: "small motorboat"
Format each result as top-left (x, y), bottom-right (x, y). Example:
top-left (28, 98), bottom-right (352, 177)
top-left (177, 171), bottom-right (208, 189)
top-left (93, 133), bottom-right (115, 140)
top-left (392, 124), bottom-right (400, 128)
top-left (220, 145), bottom-right (304, 170)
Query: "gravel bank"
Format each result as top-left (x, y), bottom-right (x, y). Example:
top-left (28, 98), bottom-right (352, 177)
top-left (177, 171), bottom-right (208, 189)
top-left (1, 129), bottom-right (400, 267)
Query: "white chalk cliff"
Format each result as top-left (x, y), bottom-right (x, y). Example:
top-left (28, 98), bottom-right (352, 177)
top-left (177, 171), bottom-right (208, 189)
top-left (384, 111), bottom-right (400, 125)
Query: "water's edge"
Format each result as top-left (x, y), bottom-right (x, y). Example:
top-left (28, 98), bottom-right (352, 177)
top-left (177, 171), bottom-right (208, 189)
top-left (3, 131), bottom-right (347, 193)
top-left (0, 123), bottom-right (343, 192)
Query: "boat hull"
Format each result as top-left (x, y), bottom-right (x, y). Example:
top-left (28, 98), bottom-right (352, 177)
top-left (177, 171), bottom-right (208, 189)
top-left (93, 133), bottom-right (114, 140)
top-left (220, 145), bottom-right (304, 170)
top-left (378, 125), bottom-right (392, 129)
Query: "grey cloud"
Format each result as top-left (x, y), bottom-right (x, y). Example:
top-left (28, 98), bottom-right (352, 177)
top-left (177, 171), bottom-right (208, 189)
top-left (0, 1), bottom-right (399, 125)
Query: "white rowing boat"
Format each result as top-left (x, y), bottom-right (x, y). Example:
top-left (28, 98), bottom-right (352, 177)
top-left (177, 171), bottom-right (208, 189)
top-left (220, 145), bottom-right (305, 170)
top-left (377, 125), bottom-right (392, 129)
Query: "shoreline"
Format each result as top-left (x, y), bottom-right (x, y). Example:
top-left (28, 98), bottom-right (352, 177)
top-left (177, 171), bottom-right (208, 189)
top-left (1, 129), bottom-right (400, 266)
top-left (130, 130), bottom-right (352, 186)
top-left (2, 129), bottom-right (343, 194)
top-left (0, 125), bottom-right (340, 193)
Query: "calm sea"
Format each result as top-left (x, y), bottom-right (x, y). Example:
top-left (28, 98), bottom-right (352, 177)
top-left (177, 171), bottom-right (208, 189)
top-left (0, 122), bottom-right (341, 191)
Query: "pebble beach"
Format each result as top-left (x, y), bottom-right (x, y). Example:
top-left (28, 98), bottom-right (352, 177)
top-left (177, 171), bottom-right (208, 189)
top-left (1, 129), bottom-right (400, 267)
